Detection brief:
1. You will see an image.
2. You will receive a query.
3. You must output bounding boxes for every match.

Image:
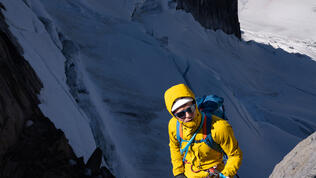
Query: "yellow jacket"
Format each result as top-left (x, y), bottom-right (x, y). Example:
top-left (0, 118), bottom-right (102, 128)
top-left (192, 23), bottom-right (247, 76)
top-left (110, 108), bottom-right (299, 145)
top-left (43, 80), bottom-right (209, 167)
top-left (164, 84), bottom-right (242, 178)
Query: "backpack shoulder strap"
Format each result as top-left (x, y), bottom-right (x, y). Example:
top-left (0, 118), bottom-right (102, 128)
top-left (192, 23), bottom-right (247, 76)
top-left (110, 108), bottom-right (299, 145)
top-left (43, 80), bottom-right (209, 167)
top-left (204, 114), bottom-right (225, 154)
top-left (176, 120), bottom-right (182, 143)
top-left (202, 114), bottom-right (208, 139)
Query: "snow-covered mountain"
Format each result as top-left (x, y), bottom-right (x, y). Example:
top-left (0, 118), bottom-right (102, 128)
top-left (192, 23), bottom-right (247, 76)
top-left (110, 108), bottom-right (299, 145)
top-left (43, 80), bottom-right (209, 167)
top-left (239, 0), bottom-right (316, 60)
top-left (1, 0), bottom-right (316, 177)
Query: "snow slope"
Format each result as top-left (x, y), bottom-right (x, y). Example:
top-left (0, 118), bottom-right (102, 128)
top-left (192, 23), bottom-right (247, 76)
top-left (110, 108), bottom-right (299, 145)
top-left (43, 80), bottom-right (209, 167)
top-left (1, 0), bottom-right (316, 177)
top-left (239, 0), bottom-right (316, 60)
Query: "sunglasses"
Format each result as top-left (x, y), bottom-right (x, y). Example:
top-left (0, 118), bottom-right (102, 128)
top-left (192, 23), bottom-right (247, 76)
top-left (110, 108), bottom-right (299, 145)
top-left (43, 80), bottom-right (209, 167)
top-left (173, 104), bottom-right (196, 119)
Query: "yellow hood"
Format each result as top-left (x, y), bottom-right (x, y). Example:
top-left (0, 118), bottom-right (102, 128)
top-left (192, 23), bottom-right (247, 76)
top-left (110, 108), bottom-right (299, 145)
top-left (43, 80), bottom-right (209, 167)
top-left (164, 84), bottom-right (202, 129)
top-left (164, 83), bottom-right (195, 116)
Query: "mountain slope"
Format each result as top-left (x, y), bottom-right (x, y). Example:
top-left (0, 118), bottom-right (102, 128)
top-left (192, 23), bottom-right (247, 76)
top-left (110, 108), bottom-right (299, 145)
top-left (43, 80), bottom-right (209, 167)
top-left (1, 0), bottom-right (316, 177)
top-left (270, 131), bottom-right (316, 178)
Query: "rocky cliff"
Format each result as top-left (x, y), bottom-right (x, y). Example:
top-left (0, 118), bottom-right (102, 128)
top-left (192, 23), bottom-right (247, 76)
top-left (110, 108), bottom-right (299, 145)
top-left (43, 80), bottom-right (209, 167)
top-left (174, 0), bottom-right (241, 38)
top-left (269, 131), bottom-right (316, 178)
top-left (0, 6), bottom-right (113, 178)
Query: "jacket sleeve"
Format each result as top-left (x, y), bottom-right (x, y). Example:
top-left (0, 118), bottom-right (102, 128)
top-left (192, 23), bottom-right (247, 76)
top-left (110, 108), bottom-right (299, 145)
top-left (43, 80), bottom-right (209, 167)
top-left (213, 119), bottom-right (243, 177)
top-left (168, 119), bottom-right (185, 176)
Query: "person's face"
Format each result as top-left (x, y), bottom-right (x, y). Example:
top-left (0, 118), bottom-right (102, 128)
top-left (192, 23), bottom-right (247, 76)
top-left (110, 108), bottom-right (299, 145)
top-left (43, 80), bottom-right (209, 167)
top-left (173, 102), bottom-right (196, 123)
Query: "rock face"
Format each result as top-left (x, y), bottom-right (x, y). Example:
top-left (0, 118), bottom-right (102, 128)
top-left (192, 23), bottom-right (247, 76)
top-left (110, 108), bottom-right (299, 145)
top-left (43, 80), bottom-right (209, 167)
top-left (269, 132), bottom-right (316, 178)
top-left (0, 6), bottom-right (114, 178)
top-left (174, 0), bottom-right (241, 38)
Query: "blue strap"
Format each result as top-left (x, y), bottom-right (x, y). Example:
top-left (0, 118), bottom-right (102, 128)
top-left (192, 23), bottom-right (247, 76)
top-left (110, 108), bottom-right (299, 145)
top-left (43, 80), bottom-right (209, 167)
top-left (176, 121), bottom-right (181, 143)
top-left (176, 112), bottom-right (232, 175)
top-left (204, 114), bottom-right (225, 154)
top-left (180, 113), bottom-right (205, 162)
top-left (219, 173), bottom-right (228, 178)
top-left (204, 113), bottom-right (228, 163)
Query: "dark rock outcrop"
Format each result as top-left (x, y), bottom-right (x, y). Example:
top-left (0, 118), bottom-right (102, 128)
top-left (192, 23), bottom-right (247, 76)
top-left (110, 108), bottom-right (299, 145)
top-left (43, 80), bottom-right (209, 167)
top-left (174, 0), bottom-right (241, 38)
top-left (0, 8), bottom-right (43, 163)
top-left (0, 5), bottom-right (114, 178)
top-left (269, 131), bottom-right (316, 178)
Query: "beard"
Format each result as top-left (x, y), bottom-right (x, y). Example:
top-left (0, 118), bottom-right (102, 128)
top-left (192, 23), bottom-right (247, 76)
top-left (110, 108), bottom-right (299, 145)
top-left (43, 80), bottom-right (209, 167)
top-left (181, 111), bottom-right (201, 129)
top-left (182, 120), bottom-right (197, 128)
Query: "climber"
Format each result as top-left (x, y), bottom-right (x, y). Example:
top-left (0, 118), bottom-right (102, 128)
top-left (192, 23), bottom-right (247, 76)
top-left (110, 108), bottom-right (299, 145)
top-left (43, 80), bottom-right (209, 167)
top-left (164, 84), bottom-right (242, 178)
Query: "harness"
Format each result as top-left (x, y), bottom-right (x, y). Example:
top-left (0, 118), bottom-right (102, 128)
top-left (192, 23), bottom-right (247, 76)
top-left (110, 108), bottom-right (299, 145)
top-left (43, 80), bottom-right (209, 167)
top-left (175, 94), bottom-right (239, 177)
top-left (176, 112), bottom-right (227, 170)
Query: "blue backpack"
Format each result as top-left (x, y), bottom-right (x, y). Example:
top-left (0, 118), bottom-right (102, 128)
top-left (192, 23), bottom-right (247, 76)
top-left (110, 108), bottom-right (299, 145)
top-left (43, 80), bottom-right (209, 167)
top-left (176, 95), bottom-right (228, 162)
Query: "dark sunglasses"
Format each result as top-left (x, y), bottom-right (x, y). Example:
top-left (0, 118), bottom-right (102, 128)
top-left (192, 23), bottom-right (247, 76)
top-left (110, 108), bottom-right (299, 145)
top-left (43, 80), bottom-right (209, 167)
top-left (173, 104), bottom-right (196, 119)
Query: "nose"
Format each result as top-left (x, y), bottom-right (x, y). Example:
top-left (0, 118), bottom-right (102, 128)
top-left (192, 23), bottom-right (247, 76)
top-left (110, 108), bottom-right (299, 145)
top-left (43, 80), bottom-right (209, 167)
top-left (185, 111), bottom-right (192, 118)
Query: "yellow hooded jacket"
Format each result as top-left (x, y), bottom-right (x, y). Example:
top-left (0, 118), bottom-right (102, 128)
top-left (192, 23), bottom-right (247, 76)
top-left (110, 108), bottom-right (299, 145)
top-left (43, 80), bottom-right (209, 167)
top-left (164, 84), bottom-right (242, 178)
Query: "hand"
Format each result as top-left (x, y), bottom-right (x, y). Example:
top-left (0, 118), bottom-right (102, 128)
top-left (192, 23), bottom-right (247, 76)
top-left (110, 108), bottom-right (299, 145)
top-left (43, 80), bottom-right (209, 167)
top-left (175, 173), bottom-right (186, 178)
